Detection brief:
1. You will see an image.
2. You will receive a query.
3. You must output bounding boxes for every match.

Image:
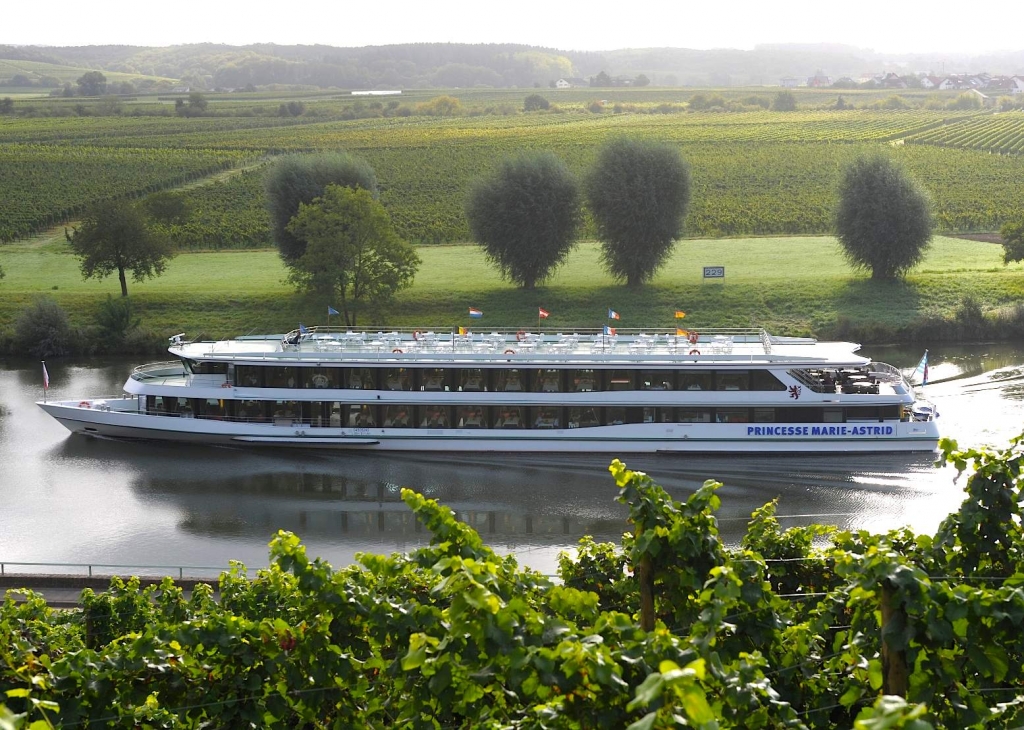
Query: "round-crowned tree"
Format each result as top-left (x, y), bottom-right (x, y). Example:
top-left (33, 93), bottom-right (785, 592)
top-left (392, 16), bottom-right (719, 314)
top-left (264, 152), bottom-right (377, 265)
top-left (585, 138), bottom-right (692, 287)
top-left (465, 152), bottom-right (581, 289)
top-left (834, 153), bottom-right (934, 280)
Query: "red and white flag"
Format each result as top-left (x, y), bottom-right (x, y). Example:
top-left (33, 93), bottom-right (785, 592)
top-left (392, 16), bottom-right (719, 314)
top-left (538, 308), bottom-right (550, 319)
top-left (42, 362), bottom-right (49, 390)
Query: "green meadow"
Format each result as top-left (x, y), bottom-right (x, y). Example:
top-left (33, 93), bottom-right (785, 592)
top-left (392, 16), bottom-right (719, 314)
top-left (1, 234), bottom-right (1021, 342)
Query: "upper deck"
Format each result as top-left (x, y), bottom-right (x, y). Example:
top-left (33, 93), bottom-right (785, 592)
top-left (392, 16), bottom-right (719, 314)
top-left (168, 327), bottom-right (870, 369)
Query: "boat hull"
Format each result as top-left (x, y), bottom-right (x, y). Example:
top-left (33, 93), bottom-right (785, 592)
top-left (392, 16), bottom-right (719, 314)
top-left (39, 401), bottom-right (940, 454)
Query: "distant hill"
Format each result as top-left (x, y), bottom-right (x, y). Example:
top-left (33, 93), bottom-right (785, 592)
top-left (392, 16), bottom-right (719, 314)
top-left (2, 42), bottom-right (1023, 90)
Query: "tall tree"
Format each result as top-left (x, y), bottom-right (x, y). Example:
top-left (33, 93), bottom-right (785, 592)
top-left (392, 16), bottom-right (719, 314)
top-left (265, 153), bottom-right (378, 265)
top-left (834, 153), bottom-right (934, 280)
top-left (76, 71), bottom-right (107, 96)
top-left (285, 185), bottom-right (419, 327)
top-left (69, 200), bottom-right (173, 296)
top-left (585, 138), bottom-right (692, 287)
top-left (1000, 218), bottom-right (1024, 265)
top-left (465, 153), bottom-right (580, 290)
top-left (772, 90), bottom-right (797, 111)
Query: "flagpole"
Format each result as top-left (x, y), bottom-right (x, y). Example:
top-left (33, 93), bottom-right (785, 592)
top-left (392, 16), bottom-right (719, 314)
top-left (41, 360), bottom-right (47, 403)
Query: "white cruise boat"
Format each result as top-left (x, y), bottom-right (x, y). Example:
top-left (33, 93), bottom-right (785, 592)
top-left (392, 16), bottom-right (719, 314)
top-left (38, 327), bottom-right (939, 453)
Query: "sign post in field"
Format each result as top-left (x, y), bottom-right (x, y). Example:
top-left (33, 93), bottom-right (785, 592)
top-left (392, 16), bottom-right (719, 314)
top-left (702, 266), bottom-right (725, 280)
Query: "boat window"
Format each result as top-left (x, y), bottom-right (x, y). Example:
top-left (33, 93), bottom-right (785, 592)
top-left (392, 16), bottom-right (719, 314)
top-left (327, 402), bottom-right (343, 428)
top-left (457, 406), bottom-right (487, 429)
top-left (606, 370), bottom-right (634, 391)
top-left (304, 367), bottom-right (341, 389)
top-left (347, 368), bottom-right (376, 390)
top-left (348, 405), bottom-right (377, 427)
top-left (532, 406), bottom-right (561, 428)
top-left (880, 405), bottom-right (900, 420)
top-left (384, 368), bottom-right (412, 391)
top-left (716, 408), bottom-right (750, 423)
top-left (460, 369), bottom-right (487, 392)
top-left (677, 408), bottom-right (712, 423)
top-left (192, 361), bottom-right (229, 375)
top-left (534, 369), bottom-right (562, 393)
top-left (753, 408), bottom-right (776, 423)
top-left (271, 400), bottom-right (300, 421)
top-left (606, 407), bottom-right (626, 425)
top-left (750, 370), bottom-right (787, 391)
top-left (572, 369), bottom-right (598, 392)
top-left (236, 400), bottom-right (266, 422)
top-left (420, 368), bottom-right (448, 392)
top-left (640, 371), bottom-right (674, 390)
top-left (197, 399), bottom-right (226, 419)
top-left (716, 371), bottom-right (750, 391)
top-left (823, 408), bottom-right (843, 423)
top-left (419, 406), bottom-right (450, 428)
top-left (679, 370), bottom-right (713, 391)
top-left (494, 406), bottom-right (524, 429)
top-left (235, 365), bottom-right (262, 388)
top-left (383, 405), bottom-right (413, 428)
top-left (777, 407), bottom-right (820, 423)
top-left (265, 367), bottom-right (299, 389)
top-left (568, 407), bottom-right (600, 428)
top-left (147, 395), bottom-right (178, 415)
top-left (643, 407), bottom-right (676, 423)
top-left (495, 369), bottom-right (526, 393)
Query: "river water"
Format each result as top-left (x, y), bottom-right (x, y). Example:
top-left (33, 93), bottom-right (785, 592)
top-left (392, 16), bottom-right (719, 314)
top-left (2, 343), bottom-right (1023, 576)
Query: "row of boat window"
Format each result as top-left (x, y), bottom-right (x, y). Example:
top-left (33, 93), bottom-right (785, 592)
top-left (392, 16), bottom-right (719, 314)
top-left (191, 362), bottom-right (788, 392)
top-left (146, 397), bottom-right (901, 429)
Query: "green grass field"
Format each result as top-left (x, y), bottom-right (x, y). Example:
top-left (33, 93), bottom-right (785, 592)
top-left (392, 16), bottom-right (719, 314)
top-left (2, 234), bottom-right (1021, 341)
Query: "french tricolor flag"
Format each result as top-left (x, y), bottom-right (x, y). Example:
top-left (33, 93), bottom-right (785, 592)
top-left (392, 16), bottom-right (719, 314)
top-left (603, 325), bottom-right (616, 336)
top-left (468, 307), bottom-right (483, 318)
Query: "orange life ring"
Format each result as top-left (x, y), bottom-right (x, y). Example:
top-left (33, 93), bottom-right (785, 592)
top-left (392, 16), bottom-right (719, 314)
top-left (504, 349), bottom-right (516, 355)
top-left (413, 330), bottom-right (422, 341)
top-left (688, 331), bottom-right (699, 345)
top-left (516, 330), bottom-right (526, 342)
top-left (79, 401), bottom-right (91, 408)
top-left (689, 349), bottom-right (700, 355)
top-left (393, 348), bottom-right (403, 354)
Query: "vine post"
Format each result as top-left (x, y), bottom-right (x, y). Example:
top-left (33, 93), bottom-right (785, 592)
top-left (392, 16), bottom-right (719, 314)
top-left (880, 579), bottom-right (909, 697)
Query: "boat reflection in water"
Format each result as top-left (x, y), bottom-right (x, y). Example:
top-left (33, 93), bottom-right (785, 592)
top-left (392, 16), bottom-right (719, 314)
top-left (49, 433), bottom-right (956, 575)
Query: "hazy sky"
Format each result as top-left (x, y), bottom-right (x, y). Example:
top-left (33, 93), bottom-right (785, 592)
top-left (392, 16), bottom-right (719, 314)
top-left (5, 0), bottom-right (1020, 55)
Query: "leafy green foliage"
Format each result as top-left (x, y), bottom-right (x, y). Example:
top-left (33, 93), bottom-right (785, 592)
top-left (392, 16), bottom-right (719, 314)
top-left (586, 137), bottom-right (693, 287)
top-left (69, 200), bottom-right (173, 297)
top-left (1000, 217), bottom-right (1024, 265)
top-left (94, 294), bottom-right (141, 344)
top-left (264, 152), bottom-right (378, 265)
top-left (285, 185), bottom-right (419, 326)
top-left (13, 297), bottom-right (73, 358)
top-left (465, 152), bottom-right (581, 289)
top-left (5, 434), bottom-right (1024, 727)
top-left (835, 153), bottom-right (934, 280)
top-left (523, 94), bottom-right (550, 112)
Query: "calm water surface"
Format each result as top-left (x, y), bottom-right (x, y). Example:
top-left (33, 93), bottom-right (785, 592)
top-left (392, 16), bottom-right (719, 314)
top-left (2, 342), bottom-right (1023, 576)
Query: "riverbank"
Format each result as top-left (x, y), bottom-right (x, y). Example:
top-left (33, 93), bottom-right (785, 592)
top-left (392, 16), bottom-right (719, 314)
top-left (1, 234), bottom-right (1022, 352)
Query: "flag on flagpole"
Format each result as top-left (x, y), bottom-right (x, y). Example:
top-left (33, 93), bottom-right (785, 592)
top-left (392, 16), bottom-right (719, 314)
top-left (607, 309), bottom-right (620, 320)
top-left (327, 305), bottom-right (339, 316)
top-left (538, 308), bottom-right (550, 319)
top-left (458, 326), bottom-right (469, 335)
top-left (42, 362), bottom-right (49, 390)
top-left (676, 328), bottom-right (688, 337)
top-left (912, 350), bottom-right (929, 385)
top-left (468, 307), bottom-right (483, 318)
top-left (603, 325), bottom-right (616, 336)
top-left (299, 323), bottom-right (308, 334)
top-left (675, 310), bottom-right (686, 319)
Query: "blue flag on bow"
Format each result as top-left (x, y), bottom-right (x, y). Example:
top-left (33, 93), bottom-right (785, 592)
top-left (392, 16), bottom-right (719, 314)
top-left (328, 305), bottom-right (339, 316)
